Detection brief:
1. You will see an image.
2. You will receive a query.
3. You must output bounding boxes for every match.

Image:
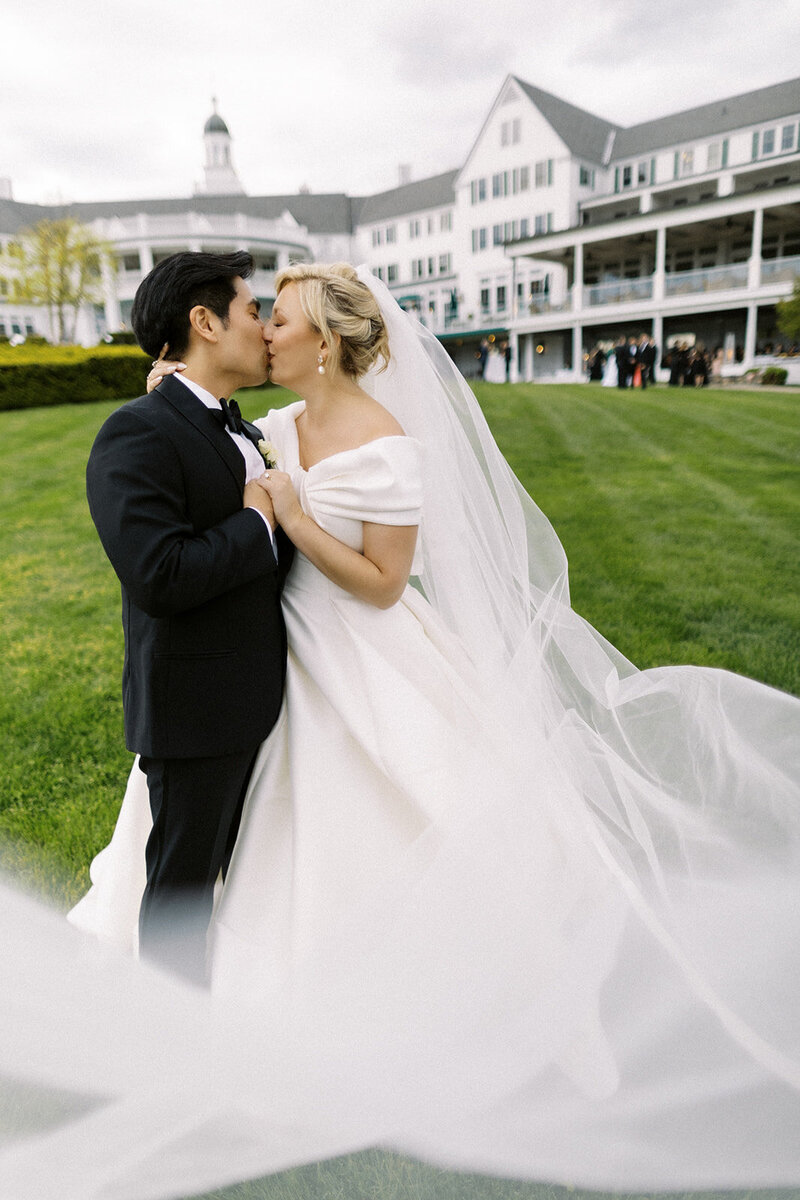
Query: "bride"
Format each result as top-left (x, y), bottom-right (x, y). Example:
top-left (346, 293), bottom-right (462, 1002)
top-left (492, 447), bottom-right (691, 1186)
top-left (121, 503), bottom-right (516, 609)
top-left (4, 263), bottom-right (800, 1200)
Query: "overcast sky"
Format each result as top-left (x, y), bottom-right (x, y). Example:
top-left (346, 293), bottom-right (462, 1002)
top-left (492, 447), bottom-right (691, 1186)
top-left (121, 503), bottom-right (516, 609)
top-left (2, 0), bottom-right (799, 205)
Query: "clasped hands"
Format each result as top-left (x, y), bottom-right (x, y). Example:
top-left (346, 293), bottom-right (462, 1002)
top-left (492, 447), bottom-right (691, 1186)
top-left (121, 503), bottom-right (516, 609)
top-left (248, 470), bottom-right (304, 537)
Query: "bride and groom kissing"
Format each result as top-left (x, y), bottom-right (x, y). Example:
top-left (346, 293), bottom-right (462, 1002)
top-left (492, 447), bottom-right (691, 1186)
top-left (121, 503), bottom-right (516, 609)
top-left (79, 250), bottom-right (412, 986)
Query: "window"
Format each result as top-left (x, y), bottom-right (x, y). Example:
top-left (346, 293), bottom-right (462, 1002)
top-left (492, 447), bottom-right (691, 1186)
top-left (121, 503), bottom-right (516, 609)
top-left (579, 165), bottom-right (595, 188)
top-left (387, 264), bottom-right (398, 283)
top-left (427, 257), bottom-right (435, 276)
top-left (253, 253), bottom-right (277, 271)
top-left (492, 172), bottom-right (510, 198)
top-left (622, 165), bottom-right (632, 188)
top-left (470, 178), bottom-right (487, 204)
top-left (427, 217), bottom-right (434, 235)
top-left (409, 219), bottom-right (421, 238)
top-left (493, 224), bottom-right (503, 246)
top-left (680, 148), bottom-right (694, 175)
top-left (440, 211), bottom-right (452, 231)
top-left (707, 142), bottom-right (721, 170)
top-left (762, 128), bottom-right (775, 155)
top-left (411, 258), bottom-right (424, 279)
top-left (504, 221), bottom-right (516, 242)
top-left (534, 159), bottom-right (553, 187)
top-left (385, 225), bottom-right (396, 244)
top-left (372, 229), bottom-right (382, 247)
top-left (438, 253), bottom-right (451, 273)
top-left (375, 266), bottom-right (384, 281)
top-left (472, 228), bottom-right (487, 252)
top-left (496, 285), bottom-right (507, 311)
top-left (519, 165), bottom-right (529, 190)
top-left (519, 217), bottom-right (529, 239)
top-left (637, 161), bottom-right (648, 185)
top-left (534, 214), bottom-right (546, 235)
top-left (752, 131), bottom-right (759, 159)
top-left (501, 121), bottom-right (510, 147)
top-left (480, 287), bottom-right (490, 311)
top-left (781, 124), bottom-right (795, 151)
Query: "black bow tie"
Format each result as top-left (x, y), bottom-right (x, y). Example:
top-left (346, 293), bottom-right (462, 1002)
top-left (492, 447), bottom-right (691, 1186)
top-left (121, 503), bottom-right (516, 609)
top-left (212, 397), bottom-right (244, 435)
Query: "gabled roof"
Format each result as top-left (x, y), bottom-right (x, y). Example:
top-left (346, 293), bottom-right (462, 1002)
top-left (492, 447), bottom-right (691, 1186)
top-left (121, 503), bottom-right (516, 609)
top-left (512, 77), bottom-right (616, 164)
top-left (0, 192), bottom-right (356, 236)
top-left (352, 170), bottom-right (458, 224)
top-left (614, 76), bottom-right (800, 159)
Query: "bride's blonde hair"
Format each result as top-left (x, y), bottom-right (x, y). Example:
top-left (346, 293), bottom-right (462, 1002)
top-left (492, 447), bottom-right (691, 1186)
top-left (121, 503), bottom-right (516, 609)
top-left (274, 262), bottom-right (390, 379)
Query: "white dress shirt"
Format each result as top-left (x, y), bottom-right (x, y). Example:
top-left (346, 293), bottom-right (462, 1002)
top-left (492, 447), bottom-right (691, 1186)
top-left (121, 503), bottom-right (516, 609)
top-left (173, 373), bottom-right (277, 558)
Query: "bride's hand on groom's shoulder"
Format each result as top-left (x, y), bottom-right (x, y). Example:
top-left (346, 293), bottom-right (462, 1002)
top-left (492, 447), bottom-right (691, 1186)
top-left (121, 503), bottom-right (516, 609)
top-left (146, 344), bottom-right (186, 393)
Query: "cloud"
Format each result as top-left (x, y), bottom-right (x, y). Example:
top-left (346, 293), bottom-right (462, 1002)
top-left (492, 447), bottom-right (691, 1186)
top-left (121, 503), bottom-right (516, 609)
top-left (1, 0), bottom-right (799, 202)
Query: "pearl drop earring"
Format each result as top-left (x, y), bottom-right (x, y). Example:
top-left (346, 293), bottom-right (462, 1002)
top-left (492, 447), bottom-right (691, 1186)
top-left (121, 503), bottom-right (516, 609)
top-left (317, 355), bottom-right (326, 376)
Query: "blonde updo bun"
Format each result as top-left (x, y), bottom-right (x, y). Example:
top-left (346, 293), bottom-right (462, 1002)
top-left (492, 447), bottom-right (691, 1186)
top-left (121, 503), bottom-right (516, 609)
top-left (274, 262), bottom-right (390, 379)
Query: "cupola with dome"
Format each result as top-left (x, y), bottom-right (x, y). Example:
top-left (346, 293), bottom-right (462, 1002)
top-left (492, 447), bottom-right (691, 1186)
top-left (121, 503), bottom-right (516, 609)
top-left (197, 100), bottom-right (245, 196)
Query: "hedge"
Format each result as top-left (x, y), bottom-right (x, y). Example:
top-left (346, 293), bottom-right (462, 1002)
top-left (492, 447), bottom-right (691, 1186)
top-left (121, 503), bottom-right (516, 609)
top-left (760, 367), bottom-right (788, 386)
top-left (0, 351), bottom-right (151, 411)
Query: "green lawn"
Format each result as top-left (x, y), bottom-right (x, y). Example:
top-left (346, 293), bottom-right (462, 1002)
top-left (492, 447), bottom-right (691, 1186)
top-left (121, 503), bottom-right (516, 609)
top-left (1, 382), bottom-right (798, 1200)
top-left (1, 381), bottom-right (798, 905)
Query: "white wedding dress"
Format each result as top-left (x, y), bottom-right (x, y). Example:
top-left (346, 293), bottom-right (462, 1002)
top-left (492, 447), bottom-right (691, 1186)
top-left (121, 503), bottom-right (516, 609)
top-left (3, 271), bottom-right (800, 1200)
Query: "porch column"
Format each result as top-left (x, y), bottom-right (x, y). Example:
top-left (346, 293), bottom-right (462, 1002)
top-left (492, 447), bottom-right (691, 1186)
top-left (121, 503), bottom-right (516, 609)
top-left (743, 303), bottom-right (758, 367)
top-left (509, 331), bottom-right (519, 383)
top-left (572, 242), bottom-right (584, 315)
top-left (101, 257), bottom-right (121, 333)
top-left (653, 226), bottom-right (666, 301)
top-left (522, 332), bottom-right (534, 381)
top-left (748, 207), bottom-right (764, 290)
top-left (652, 313), bottom-right (664, 380)
top-left (572, 323), bottom-right (583, 381)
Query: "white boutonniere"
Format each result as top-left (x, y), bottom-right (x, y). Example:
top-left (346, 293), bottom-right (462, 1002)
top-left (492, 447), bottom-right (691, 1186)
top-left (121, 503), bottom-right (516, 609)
top-left (257, 439), bottom-right (278, 469)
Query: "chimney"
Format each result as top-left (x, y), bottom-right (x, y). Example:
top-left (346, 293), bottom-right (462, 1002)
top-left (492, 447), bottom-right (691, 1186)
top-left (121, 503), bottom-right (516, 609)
top-left (0, 178), bottom-right (13, 201)
top-left (398, 164), bottom-right (412, 186)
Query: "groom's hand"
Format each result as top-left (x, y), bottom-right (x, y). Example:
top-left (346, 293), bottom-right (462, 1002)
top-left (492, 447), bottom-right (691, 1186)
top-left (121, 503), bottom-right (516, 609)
top-left (244, 480), bottom-right (276, 530)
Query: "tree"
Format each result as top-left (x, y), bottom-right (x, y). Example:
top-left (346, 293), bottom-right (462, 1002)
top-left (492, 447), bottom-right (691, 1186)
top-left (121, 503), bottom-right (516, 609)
top-left (3, 218), bottom-right (112, 343)
top-left (776, 277), bottom-right (800, 344)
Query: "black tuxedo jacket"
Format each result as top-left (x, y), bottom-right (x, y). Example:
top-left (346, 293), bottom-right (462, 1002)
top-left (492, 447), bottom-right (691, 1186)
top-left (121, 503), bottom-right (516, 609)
top-left (86, 374), bottom-right (293, 759)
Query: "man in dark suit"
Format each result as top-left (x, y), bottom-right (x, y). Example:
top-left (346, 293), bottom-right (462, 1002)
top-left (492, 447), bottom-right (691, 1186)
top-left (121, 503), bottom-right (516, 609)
top-left (86, 251), bottom-right (292, 985)
top-left (614, 336), bottom-right (630, 388)
top-left (639, 333), bottom-right (657, 387)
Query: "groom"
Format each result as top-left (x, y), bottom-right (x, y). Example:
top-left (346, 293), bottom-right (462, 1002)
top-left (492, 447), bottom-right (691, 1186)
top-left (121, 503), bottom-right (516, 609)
top-left (87, 251), bottom-right (291, 986)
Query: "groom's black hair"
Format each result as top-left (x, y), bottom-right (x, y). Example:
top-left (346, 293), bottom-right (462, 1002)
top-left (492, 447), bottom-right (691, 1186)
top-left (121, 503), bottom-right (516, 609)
top-left (131, 250), bottom-right (255, 360)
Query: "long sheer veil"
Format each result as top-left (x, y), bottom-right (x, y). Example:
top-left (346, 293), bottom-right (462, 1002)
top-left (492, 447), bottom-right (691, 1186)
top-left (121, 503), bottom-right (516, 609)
top-left (1, 266), bottom-right (799, 1200)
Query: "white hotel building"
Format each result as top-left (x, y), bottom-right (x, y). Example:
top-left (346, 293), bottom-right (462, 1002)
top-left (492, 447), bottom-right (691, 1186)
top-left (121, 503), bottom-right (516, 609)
top-left (1, 76), bottom-right (799, 380)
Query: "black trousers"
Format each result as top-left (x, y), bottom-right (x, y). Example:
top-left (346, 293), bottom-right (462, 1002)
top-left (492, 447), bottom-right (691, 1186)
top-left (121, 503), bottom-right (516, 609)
top-left (138, 744), bottom-right (260, 986)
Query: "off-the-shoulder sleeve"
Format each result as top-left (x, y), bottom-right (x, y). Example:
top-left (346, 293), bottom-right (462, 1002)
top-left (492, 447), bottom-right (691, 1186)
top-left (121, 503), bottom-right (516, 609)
top-left (300, 437), bottom-right (423, 527)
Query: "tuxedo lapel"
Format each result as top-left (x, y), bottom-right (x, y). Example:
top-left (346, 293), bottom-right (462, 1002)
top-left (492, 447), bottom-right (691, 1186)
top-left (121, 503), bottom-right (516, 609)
top-left (241, 417), bottom-right (265, 450)
top-left (155, 374), bottom-right (246, 490)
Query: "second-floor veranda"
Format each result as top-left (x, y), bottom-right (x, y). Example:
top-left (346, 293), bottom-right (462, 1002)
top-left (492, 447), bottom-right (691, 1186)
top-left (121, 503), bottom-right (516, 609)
top-left (505, 182), bottom-right (800, 330)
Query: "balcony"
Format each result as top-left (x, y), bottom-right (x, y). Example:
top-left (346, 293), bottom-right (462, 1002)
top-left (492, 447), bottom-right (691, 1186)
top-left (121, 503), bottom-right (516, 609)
top-left (760, 254), bottom-right (800, 285)
top-left (528, 296), bottom-right (572, 315)
top-left (664, 262), bottom-right (748, 297)
top-left (583, 277), bottom-right (653, 307)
